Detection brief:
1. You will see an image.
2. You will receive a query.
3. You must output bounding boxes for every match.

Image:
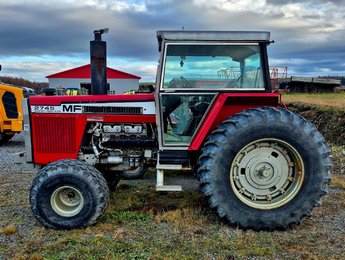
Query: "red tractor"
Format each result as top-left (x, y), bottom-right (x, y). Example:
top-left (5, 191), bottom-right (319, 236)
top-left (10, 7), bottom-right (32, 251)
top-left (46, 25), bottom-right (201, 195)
top-left (19, 30), bottom-right (331, 230)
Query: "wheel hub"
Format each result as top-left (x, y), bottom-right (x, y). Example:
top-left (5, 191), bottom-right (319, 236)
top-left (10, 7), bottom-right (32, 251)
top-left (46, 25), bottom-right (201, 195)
top-left (50, 186), bottom-right (84, 217)
top-left (255, 163), bottom-right (273, 178)
top-left (68, 191), bottom-right (75, 198)
top-left (230, 138), bottom-right (304, 209)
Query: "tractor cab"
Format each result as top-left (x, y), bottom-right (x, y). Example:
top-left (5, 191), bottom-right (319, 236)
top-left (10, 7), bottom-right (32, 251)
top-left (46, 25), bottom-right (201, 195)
top-left (154, 31), bottom-right (275, 190)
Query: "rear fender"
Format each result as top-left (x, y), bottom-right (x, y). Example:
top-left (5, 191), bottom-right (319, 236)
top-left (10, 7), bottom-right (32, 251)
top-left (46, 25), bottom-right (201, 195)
top-left (189, 93), bottom-right (281, 151)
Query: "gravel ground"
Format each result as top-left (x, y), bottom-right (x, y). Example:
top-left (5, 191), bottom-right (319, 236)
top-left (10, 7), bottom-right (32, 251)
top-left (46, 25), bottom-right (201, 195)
top-left (0, 132), bottom-right (199, 190)
top-left (0, 132), bottom-right (25, 174)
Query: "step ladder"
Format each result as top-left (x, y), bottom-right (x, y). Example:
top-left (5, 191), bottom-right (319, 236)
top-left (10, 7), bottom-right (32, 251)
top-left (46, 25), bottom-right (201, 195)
top-left (156, 164), bottom-right (191, 191)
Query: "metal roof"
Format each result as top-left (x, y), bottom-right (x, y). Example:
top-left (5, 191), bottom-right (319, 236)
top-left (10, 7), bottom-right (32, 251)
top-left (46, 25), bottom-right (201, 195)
top-left (46, 64), bottom-right (141, 79)
top-left (157, 30), bottom-right (270, 43)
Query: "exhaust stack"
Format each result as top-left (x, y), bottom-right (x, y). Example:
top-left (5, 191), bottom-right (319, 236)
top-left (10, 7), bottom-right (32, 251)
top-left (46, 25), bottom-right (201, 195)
top-left (90, 28), bottom-right (108, 95)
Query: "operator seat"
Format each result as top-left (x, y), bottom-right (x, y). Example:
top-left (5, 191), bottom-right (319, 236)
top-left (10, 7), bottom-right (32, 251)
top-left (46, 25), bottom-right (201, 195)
top-left (162, 95), bottom-right (181, 133)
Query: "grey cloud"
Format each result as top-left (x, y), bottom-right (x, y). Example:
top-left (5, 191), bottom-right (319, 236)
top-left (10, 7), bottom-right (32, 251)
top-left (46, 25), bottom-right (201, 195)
top-left (0, 1), bottom-right (203, 60)
top-left (266, 0), bottom-right (344, 5)
top-left (0, 4), bottom-right (92, 56)
top-left (0, 0), bottom-right (344, 81)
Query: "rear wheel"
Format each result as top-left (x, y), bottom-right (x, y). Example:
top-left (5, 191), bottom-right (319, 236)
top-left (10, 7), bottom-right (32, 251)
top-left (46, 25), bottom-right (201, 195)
top-left (30, 159), bottom-right (110, 229)
top-left (120, 165), bottom-right (148, 180)
top-left (198, 107), bottom-right (331, 230)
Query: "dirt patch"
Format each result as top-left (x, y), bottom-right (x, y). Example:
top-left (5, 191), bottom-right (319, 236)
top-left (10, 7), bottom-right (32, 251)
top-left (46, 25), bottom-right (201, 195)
top-left (332, 148), bottom-right (345, 177)
top-left (287, 103), bottom-right (345, 176)
top-left (287, 102), bottom-right (345, 146)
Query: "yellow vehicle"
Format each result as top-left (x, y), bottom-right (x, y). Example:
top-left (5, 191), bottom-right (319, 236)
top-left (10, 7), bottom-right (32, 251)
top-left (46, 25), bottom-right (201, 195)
top-left (0, 82), bottom-right (24, 144)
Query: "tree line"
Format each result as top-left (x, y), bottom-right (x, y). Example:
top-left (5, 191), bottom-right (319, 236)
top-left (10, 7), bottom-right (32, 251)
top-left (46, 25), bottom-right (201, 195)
top-left (0, 76), bottom-right (48, 91)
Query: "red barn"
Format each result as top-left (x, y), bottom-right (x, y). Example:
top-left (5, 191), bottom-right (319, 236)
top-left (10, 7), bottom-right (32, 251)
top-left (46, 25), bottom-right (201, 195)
top-left (46, 64), bottom-right (141, 94)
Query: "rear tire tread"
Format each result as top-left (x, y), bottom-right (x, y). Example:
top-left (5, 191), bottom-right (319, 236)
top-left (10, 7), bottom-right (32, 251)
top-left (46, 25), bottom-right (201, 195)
top-left (197, 107), bottom-right (331, 230)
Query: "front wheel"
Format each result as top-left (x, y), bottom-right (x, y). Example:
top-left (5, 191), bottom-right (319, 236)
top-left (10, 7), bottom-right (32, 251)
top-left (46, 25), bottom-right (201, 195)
top-left (198, 107), bottom-right (331, 230)
top-left (30, 159), bottom-right (110, 229)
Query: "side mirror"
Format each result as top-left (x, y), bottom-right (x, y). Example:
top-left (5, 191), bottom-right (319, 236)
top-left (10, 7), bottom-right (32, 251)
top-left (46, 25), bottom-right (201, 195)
top-left (0, 65), bottom-right (2, 71)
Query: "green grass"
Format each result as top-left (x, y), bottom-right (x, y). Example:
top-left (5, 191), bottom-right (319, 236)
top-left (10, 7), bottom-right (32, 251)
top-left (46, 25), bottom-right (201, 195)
top-left (331, 145), bottom-right (345, 153)
top-left (282, 92), bottom-right (345, 110)
top-left (1, 174), bottom-right (344, 259)
top-left (107, 211), bottom-right (152, 224)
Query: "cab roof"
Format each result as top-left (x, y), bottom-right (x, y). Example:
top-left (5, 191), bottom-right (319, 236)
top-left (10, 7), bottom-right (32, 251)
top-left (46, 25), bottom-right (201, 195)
top-left (157, 30), bottom-right (271, 51)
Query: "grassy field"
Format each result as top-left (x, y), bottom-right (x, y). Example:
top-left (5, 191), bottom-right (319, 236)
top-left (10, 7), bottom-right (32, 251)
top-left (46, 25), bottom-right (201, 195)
top-left (0, 166), bottom-right (344, 259)
top-left (282, 92), bottom-right (345, 110)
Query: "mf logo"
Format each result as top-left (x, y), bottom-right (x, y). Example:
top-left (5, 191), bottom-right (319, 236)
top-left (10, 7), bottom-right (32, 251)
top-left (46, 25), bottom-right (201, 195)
top-left (62, 104), bottom-right (82, 113)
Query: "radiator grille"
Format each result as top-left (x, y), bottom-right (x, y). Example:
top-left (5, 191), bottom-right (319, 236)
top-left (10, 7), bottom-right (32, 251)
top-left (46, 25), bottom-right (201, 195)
top-left (83, 106), bottom-right (143, 114)
top-left (33, 116), bottom-right (77, 153)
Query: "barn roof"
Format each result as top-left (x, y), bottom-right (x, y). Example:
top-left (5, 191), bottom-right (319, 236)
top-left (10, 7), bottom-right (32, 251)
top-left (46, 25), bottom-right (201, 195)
top-left (46, 64), bottom-right (141, 79)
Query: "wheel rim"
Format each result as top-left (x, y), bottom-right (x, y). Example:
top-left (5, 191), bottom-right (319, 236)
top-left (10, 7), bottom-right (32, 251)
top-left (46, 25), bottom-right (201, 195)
top-left (50, 186), bottom-right (84, 217)
top-left (230, 138), bottom-right (305, 210)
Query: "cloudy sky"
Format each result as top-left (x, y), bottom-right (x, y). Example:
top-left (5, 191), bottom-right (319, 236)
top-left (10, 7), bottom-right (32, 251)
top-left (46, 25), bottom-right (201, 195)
top-left (0, 0), bottom-right (344, 82)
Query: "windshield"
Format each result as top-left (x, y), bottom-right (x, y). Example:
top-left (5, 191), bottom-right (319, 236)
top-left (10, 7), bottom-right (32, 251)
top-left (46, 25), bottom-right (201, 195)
top-left (162, 44), bottom-right (265, 89)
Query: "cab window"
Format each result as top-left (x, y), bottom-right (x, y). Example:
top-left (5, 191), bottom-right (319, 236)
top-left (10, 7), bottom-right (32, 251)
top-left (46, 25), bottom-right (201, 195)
top-left (161, 94), bottom-right (215, 145)
top-left (162, 44), bottom-right (265, 89)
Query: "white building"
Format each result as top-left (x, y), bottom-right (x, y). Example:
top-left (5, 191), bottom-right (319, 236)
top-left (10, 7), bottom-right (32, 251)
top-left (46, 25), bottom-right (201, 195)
top-left (46, 64), bottom-right (141, 94)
